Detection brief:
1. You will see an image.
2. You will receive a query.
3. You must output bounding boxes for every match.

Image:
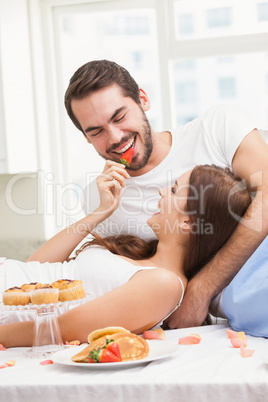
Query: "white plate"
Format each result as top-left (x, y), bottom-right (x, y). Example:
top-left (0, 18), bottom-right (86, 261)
top-left (52, 340), bottom-right (179, 369)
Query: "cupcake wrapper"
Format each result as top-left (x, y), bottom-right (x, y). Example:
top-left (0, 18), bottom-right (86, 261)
top-left (30, 288), bottom-right (59, 305)
top-left (3, 291), bottom-right (30, 306)
top-left (59, 284), bottom-right (85, 302)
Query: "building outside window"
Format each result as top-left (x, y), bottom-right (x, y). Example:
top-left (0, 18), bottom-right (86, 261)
top-left (178, 13), bottom-right (194, 35)
top-left (207, 7), bottom-right (232, 28)
top-left (218, 77), bottom-right (236, 99)
top-left (257, 2), bottom-right (268, 21)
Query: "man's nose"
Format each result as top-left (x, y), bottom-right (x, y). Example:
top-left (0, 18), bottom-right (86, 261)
top-left (107, 125), bottom-right (123, 143)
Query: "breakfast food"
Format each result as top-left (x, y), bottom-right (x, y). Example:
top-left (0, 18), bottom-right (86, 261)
top-left (72, 330), bottom-right (149, 363)
top-left (2, 279), bottom-right (85, 306)
top-left (118, 145), bottom-right (134, 167)
top-left (21, 282), bottom-right (41, 291)
top-left (30, 286), bottom-right (59, 305)
top-left (51, 279), bottom-right (70, 289)
top-left (3, 287), bottom-right (31, 306)
top-left (57, 280), bottom-right (85, 302)
top-left (88, 339), bottom-right (122, 363)
top-left (87, 326), bottom-right (130, 344)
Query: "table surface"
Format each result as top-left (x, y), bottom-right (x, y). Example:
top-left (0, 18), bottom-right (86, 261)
top-left (0, 323), bottom-right (268, 402)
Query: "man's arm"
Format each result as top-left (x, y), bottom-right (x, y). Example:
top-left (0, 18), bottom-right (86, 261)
top-left (166, 129), bottom-right (268, 328)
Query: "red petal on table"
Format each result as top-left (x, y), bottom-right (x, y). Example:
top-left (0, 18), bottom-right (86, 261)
top-left (226, 329), bottom-right (246, 340)
top-left (65, 340), bottom-right (80, 346)
top-left (178, 336), bottom-right (201, 345)
top-left (5, 360), bottom-right (16, 366)
top-left (153, 328), bottom-right (166, 340)
top-left (143, 330), bottom-right (161, 340)
top-left (0, 344), bottom-right (6, 351)
top-left (230, 338), bottom-right (247, 348)
top-left (226, 329), bottom-right (239, 339)
top-left (237, 332), bottom-right (247, 340)
top-left (40, 359), bottom-right (53, 365)
top-left (240, 345), bottom-right (255, 357)
top-left (190, 333), bottom-right (202, 340)
top-left (0, 363), bottom-right (8, 369)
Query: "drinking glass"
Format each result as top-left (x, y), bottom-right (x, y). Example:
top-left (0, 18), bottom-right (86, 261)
top-left (25, 312), bottom-right (64, 358)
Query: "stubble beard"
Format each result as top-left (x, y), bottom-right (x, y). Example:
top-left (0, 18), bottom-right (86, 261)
top-left (98, 111), bottom-right (153, 171)
top-left (127, 112), bottom-right (153, 171)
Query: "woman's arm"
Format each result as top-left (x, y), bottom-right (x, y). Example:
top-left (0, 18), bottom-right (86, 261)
top-left (0, 268), bottom-right (182, 347)
top-left (27, 161), bottom-right (129, 263)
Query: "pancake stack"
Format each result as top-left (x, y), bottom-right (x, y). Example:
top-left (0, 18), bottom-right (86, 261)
top-left (72, 326), bottom-right (149, 363)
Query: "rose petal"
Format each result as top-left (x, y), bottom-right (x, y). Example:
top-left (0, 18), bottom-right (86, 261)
top-left (0, 363), bottom-right (8, 369)
top-left (226, 329), bottom-right (239, 339)
top-left (0, 344), bottom-right (6, 351)
top-left (240, 345), bottom-right (255, 357)
top-left (65, 340), bottom-right (80, 346)
top-left (5, 360), bottom-right (16, 367)
top-left (40, 359), bottom-right (53, 365)
top-left (190, 333), bottom-right (202, 340)
top-left (230, 338), bottom-right (247, 348)
top-left (226, 329), bottom-right (246, 340)
top-left (178, 336), bottom-right (201, 345)
top-left (143, 330), bottom-right (161, 340)
top-left (237, 332), bottom-right (247, 340)
top-left (152, 328), bottom-right (166, 340)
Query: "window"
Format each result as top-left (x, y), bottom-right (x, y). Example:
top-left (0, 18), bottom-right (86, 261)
top-left (207, 8), bottom-right (232, 28)
top-left (174, 0), bottom-right (268, 39)
top-left (218, 77), bottom-right (236, 99)
top-left (257, 2), bottom-right (268, 21)
top-left (178, 14), bottom-right (194, 35)
top-left (106, 15), bottom-right (149, 35)
top-left (176, 81), bottom-right (197, 103)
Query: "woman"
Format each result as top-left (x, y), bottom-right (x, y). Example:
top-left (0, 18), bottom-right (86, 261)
top-left (0, 162), bottom-right (251, 347)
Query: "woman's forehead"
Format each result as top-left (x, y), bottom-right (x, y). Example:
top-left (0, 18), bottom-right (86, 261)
top-left (175, 169), bottom-right (192, 188)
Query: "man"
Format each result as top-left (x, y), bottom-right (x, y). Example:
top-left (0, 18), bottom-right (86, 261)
top-left (64, 59), bottom-right (268, 328)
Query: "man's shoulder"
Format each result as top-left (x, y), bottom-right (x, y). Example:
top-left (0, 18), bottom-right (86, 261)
top-left (171, 103), bottom-right (247, 138)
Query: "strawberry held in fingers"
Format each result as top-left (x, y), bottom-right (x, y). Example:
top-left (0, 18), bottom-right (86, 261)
top-left (119, 146), bottom-right (134, 167)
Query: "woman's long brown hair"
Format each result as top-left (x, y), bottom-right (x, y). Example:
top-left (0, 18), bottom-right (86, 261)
top-left (74, 165), bottom-right (251, 280)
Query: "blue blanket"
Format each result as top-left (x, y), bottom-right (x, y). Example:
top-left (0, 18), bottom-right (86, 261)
top-left (222, 236), bottom-right (268, 337)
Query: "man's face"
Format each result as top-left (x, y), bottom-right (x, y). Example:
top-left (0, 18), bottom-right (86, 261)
top-left (71, 84), bottom-right (153, 171)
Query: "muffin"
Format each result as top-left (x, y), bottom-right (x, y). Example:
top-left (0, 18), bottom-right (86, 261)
top-left (30, 285), bottom-right (59, 305)
top-left (51, 279), bottom-right (70, 289)
top-left (21, 282), bottom-right (41, 291)
top-left (34, 283), bottom-right (51, 289)
top-left (3, 287), bottom-right (30, 306)
top-left (58, 280), bottom-right (85, 302)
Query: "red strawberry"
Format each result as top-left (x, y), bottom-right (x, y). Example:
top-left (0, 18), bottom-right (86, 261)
top-left (106, 341), bottom-right (121, 358)
top-left (119, 146), bottom-right (134, 167)
top-left (88, 339), bottom-right (122, 363)
top-left (99, 348), bottom-right (122, 363)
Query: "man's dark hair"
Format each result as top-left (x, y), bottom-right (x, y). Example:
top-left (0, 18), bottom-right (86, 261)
top-left (64, 60), bottom-right (140, 132)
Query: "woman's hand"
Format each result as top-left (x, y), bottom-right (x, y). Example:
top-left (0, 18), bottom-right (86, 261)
top-left (96, 160), bottom-right (130, 217)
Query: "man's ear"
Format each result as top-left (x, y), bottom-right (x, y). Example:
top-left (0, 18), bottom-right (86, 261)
top-left (139, 88), bottom-right (150, 112)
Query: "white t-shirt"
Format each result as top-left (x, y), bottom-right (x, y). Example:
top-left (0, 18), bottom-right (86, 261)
top-left (0, 247), bottom-right (184, 325)
top-left (81, 104), bottom-right (257, 240)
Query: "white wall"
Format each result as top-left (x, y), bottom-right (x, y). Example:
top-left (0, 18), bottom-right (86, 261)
top-left (0, 173), bottom-right (46, 259)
